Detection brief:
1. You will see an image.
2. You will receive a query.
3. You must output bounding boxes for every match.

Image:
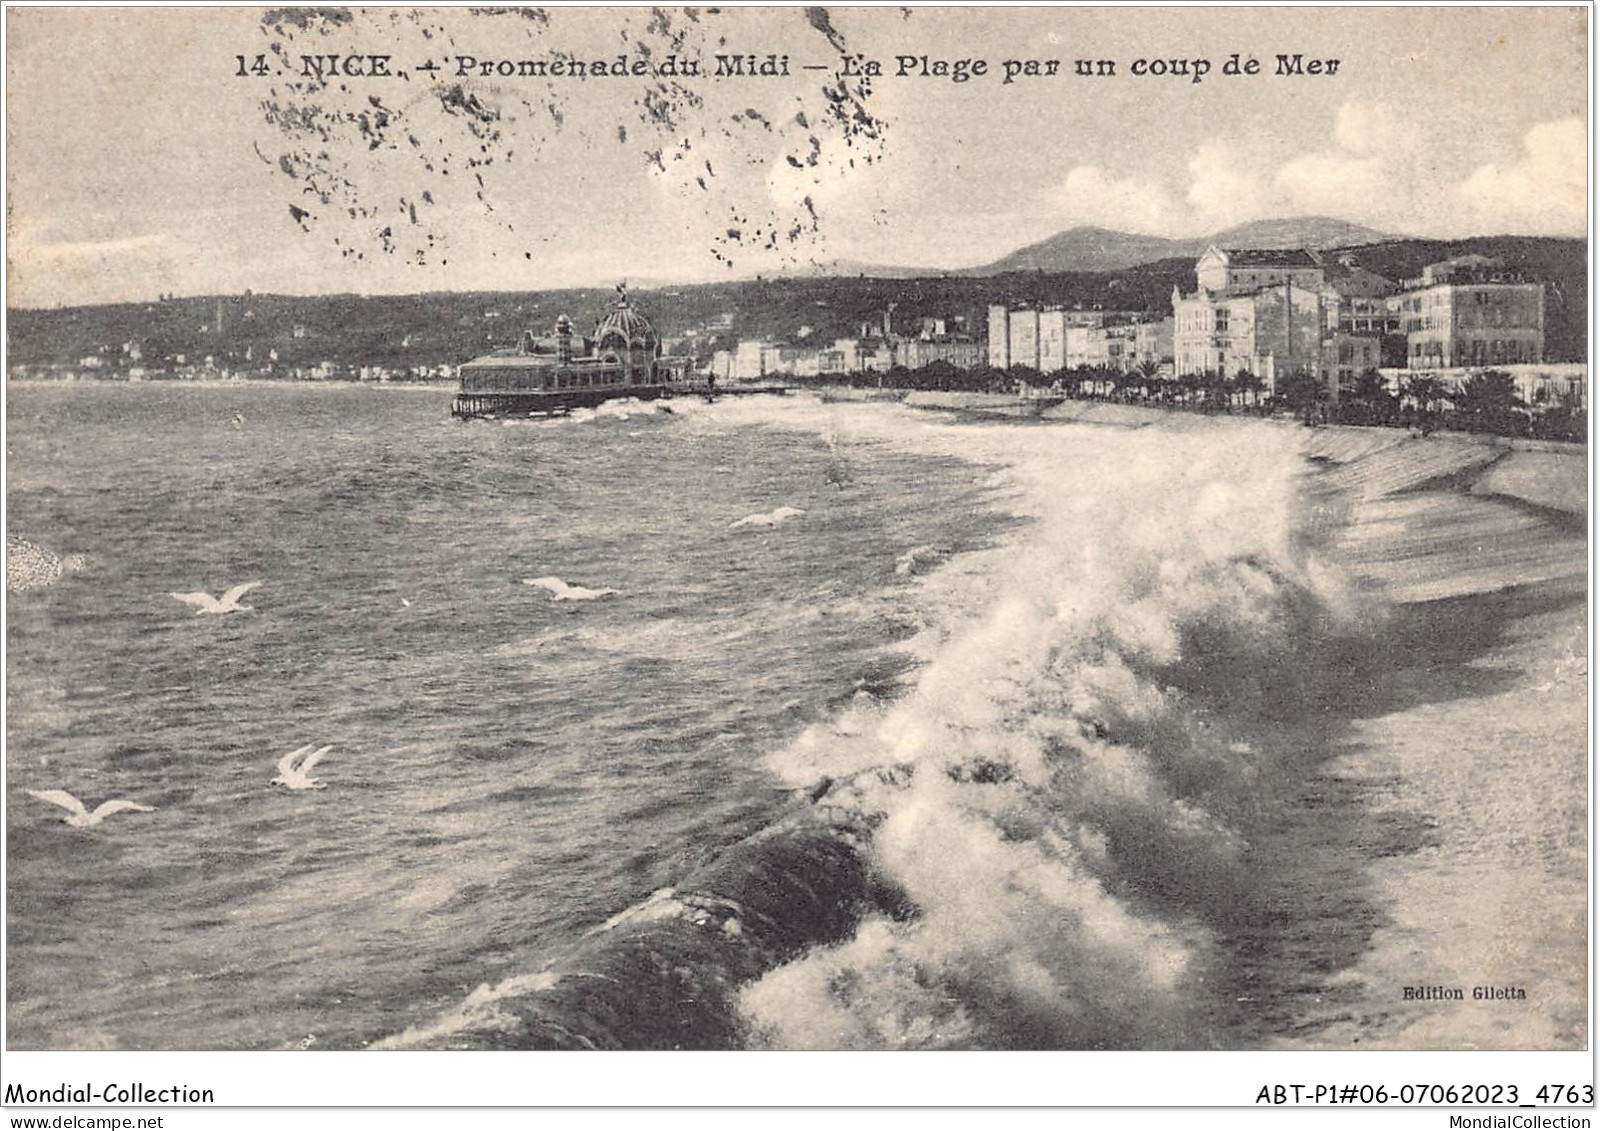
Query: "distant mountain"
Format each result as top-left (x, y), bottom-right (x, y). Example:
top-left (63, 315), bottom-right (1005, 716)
top-left (972, 217), bottom-right (1397, 275)
top-left (1205, 217), bottom-right (1396, 251)
top-left (970, 227), bottom-right (1193, 275)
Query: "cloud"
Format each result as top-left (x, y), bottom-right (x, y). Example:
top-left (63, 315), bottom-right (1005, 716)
top-left (1275, 152), bottom-right (1385, 215)
top-left (22, 234), bottom-right (170, 260)
top-left (1185, 143), bottom-right (1274, 229)
top-left (1269, 101), bottom-right (1406, 218)
top-left (8, 233), bottom-right (180, 307)
top-left (1457, 117), bottom-right (1586, 234)
top-left (1028, 102), bottom-right (1583, 245)
top-left (1043, 166), bottom-right (1178, 234)
top-left (1334, 101), bottom-right (1417, 155)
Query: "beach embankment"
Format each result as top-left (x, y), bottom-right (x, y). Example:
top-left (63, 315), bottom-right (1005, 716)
top-left (1284, 422), bottom-right (1587, 1049)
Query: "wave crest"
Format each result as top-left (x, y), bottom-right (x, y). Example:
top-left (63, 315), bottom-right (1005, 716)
top-left (746, 422), bottom-right (1353, 1049)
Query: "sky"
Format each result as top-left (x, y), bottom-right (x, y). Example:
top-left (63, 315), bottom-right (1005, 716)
top-left (4, 5), bottom-right (1589, 307)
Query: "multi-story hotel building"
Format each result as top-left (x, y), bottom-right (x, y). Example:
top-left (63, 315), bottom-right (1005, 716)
top-left (987, 305), bottom-right (1172, 374)
top-left (1172, 276), bottom-right (1331, 388)
top-left (1391, 256), bottom-right (1544, 369)
top-left (1173, 246), bottom-right (1390, 397)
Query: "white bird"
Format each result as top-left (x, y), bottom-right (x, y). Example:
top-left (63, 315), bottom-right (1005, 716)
top-left (894, 545), bottom-right (941, 576)
top-left (27, 789), bottom-right (155, 828)
top-left (171, 581), bottom-right (262, 615)
top-left (399, 597), bottom-right (412, 608)
top-left (522, 576), bottom-right (620, 601)
top-left (273, 744), bottom-right (333, 790)
top-left (730, 506), bottom-right (806, 530)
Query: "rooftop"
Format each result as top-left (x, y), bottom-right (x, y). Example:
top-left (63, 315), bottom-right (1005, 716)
top-left (1220, 248), bottom-right (1322, 268)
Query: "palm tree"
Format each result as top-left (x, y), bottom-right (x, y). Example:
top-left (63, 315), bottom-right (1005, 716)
top-left (1349, 368), bottom-right (1396, 424)
top-left (1174, 369), bottom-right (1201, 407)
top-left (1134, 359), bottom-right (1162, 402)
top-left (1276, 369), bottom-right (1327, 423)
top-left (1234, 368), bottom-right (1265, 411)
top-left (1457, 369), bottom-right (1524, 434)
top-left (1402, 374), bottom-right (1445, 415)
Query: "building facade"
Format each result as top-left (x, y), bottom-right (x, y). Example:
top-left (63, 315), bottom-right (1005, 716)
top-left (987, 306), bottom-right (1172, 375)
top-left (1391, 257), bottom-right (1544, 369)
top-left (1173, 281), bottom-right (1332, 387)
top-left (1173, 246), bottom-right (1394, 397)
top-left (1194, 246), bottom-right (1327, 295)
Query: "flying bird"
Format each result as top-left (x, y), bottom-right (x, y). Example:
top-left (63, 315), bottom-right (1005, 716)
top-left (273, 744), bottom-right (333, 790)
top-left (522, 576), bottom-right (620, 601)
top-left (171, 581), bottom-right (262, 615)
top-left (27, 789), bottom-right (155, 828)
top-left (730, 507), bottom-right (806, 530)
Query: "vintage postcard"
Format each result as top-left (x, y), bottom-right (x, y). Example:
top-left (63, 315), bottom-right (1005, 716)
top-left (3, 4), bottom-right (1590, 1118)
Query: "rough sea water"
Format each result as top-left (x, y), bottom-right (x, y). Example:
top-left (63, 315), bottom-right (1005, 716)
top-left (5, 383), bottom-right (1586, 1052)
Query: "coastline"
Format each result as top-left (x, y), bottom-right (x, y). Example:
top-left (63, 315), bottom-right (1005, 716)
top-left (370, 393), bottom-right (1586, 1050)
top-left (19, 381), bottom-right (1577, 1051)
top-left (1286, 422), bottom-right (1587, 1049)
top-left (1027, 399), bottom-right (1587, 1048)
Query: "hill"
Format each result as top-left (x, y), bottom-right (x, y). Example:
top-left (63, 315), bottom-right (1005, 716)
top-left (5, 237), bottom-right (1585, 376)
top-left (973, 216), bottom-right (1395, 274)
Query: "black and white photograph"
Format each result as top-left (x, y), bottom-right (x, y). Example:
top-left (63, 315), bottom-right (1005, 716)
top-left (3, 3), bottom-right (1591, 1119)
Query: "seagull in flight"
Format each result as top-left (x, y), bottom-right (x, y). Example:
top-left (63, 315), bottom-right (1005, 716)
top-left (273, 744), bottom-right (333, 790)
top-left (730, 506), bottom-right (806, 530)
top-left (27, 789), bottom-right (155, 828)
top-left (171, 581), bottom-right (262, 615)
top-left (522, 576), bottom-right (620, 601)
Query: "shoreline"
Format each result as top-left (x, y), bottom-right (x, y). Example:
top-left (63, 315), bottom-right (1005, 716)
top-left (398, 398), bottom-right (1586, 1049)
top-left (1284, 419), bottom-right (1587, 1048)
top-left (12, 380), bottom-right (1582, 1051)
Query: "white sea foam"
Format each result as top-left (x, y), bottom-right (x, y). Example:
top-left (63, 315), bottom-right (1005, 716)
top-left (738, 405), bottom-right (1353, 1049)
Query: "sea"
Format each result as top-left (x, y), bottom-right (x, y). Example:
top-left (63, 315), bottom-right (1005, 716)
top-left (3, 381), bottom-right (1569, 1052)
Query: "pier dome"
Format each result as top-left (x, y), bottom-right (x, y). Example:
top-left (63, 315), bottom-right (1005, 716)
top-left (592, 285), bottom-right (658, 381)
top-left (593, 287), bottom-right (659, 356)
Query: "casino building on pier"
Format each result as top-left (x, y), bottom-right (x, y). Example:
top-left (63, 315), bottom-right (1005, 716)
top-left (453, 287), bottom-right (691, 417)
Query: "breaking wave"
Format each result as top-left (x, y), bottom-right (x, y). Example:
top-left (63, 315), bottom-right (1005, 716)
top-left (383, 401), bottom-right (1365, 1051)
top-left (741, 414), bottom-right (1356, 1049)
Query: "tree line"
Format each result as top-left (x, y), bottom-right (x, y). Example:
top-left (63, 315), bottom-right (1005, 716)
top-left (786, 362), bottom-right (1586, 443)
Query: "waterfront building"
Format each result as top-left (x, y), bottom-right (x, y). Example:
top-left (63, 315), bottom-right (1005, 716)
top-left (734, 340), bottom-right (785, 380)
top-left (454, 292), bottom-right (691, 416)
top-left (1174, 246), bottom-right (1388, 398)
top-left (1064, 325), bottom-right (1109, 370)
top-left (1007, 308), bottom-right (1041, 371)
top-left (987, 305), bottom-right (1010, 368)
top-left (1194, 246), bottom-right (1326, 295)
top-left (462, 301), bottom-right (658, 392)
top-left (1038, 309), bottom-right (1067, 373)
top-left (894, 335), bottom-right (984, 370)
top-left (1321, 332), bottom-right (1383, 395)
top-left (1391, 257), bottom-right (1544, 369)
top-left (1173, 280), bottom-right (1331, 390)
top-left (987, 306), bottom-right (1172, 375)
